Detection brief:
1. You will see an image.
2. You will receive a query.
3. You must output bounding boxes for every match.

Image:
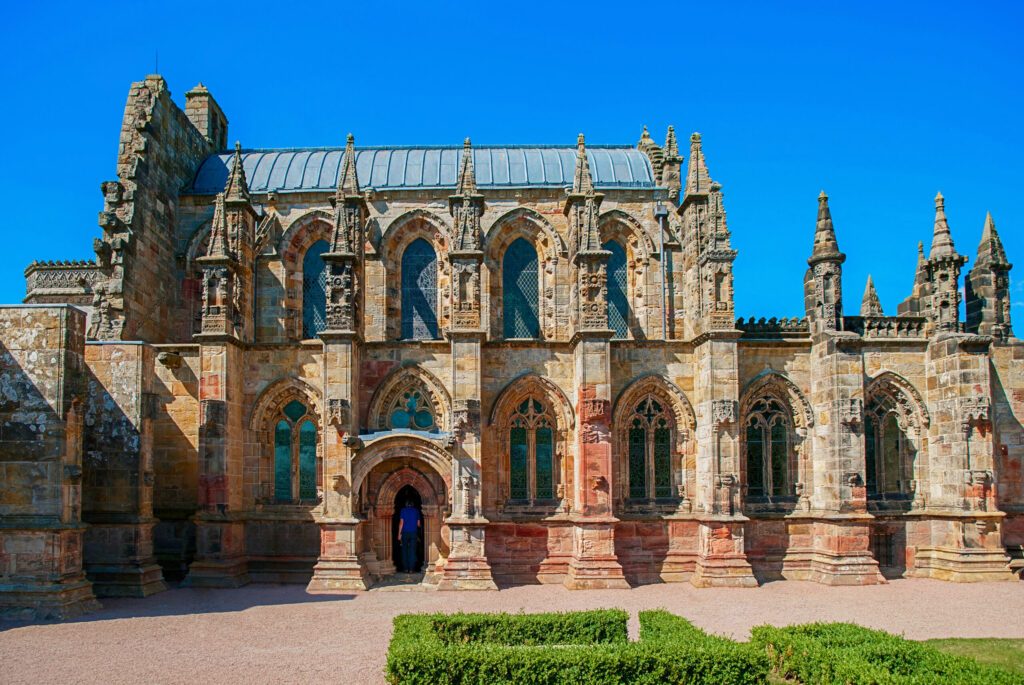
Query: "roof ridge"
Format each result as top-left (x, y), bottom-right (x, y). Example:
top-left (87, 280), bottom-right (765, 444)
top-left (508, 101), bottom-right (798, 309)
top-left (224, 144), bottom-right (641, 154)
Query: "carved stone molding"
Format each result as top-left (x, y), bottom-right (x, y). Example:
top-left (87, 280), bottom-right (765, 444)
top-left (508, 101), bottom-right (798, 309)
top-left (838, 398), bottom-right (863, 428)
top-left (327, 398), bottom-right (350, 429)
top-left (711, 399), bottom-right (736, 428)
top-left (958, 396), bottom-right (991, 433)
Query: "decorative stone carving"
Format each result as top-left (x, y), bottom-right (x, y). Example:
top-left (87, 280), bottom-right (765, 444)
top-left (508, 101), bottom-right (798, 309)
top-left (711, 399), bottom-right (736, 428)
top-left (838, 398), bottom-right (863, 428)
top-left (327, 398), bottom-right (350, 429)
top-left (958, 396), bottom-right (991, 433)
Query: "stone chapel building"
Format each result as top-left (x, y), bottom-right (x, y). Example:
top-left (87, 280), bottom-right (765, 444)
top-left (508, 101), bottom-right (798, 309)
top-left (2, 75), bottom-right (1022, 619)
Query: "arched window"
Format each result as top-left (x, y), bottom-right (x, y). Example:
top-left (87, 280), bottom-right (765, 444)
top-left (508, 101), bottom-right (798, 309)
top-left (508, 398), bottom-right (554, 501)
top-left (401, 238), bottom-right (439, 340)
top-left (865, 394), bottom-right (914, 496)
top-left (744, 397), bottom-right (792, 498)
top-left (503, 238), bottom-right (540, 339)
top-left (273, 399), bottom-right (318, 503)
top-left (627, 396), bottom-right (673, 500)
top-left (604, 240), bottom-right (628, 339)
top-left (302, 240), bottom-right (329, 338)
top-left (388, 388), bottom-right (437, 432)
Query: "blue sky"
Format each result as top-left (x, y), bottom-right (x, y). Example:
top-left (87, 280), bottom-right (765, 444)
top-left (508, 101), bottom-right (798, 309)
top-left (1, 1), bottom-right (1021, 319)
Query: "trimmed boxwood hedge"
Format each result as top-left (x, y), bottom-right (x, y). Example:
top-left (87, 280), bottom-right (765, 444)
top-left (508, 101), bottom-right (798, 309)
top-left (751, 622), bottom-right (1024, 685)
top-left (385, 609), bottom-right (769, 685)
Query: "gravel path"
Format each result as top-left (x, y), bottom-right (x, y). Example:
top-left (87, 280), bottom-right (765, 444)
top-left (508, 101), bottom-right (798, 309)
top-left (2, 578), bottom-right (1021, 684)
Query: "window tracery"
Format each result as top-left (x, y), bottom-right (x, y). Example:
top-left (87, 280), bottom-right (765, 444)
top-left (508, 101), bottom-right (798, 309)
top-left (507, 398), bottom-right (556, 501)
top-left (744, 396), bottom-right (793, 498)
top-left (627, 396), bottom-right (673, 500)
top-left (400, 238), bottom-right (439, 340)
top-left (302, 240), bottom-right (329, 338)
top-left (503, 238), bottom-right (540, 339)
top-left (273, 399), bottom-right (318, 503)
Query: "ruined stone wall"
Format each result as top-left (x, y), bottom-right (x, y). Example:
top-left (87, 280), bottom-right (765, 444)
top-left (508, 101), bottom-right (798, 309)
top-left (0, 306), bottom-right (98, 618)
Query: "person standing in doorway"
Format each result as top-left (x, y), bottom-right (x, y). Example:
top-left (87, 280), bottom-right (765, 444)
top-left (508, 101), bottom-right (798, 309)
top-left (397, 500), bottom-right (421, 573)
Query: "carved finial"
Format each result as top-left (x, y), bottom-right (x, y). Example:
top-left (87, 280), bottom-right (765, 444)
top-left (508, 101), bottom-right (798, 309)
top-left (861, 274), bottom-right (884, 317)
top-left (977, 211), bottom-right (1009, 267)
top-left (571, 132), bottom-right (594, 195)
top-left (809, 190), bottom-right (844, 264)
top-left (223, 141), bottom-right (250, 203)
top-left (929, 191), bottom-right (957, 259)
top-left (338, 133), bottom-right (360, 197)
top-left (455, 136), bottom-right (478, 196)
top-left (205, 193), bottom-right (229, 258)
top-left (664, 125), bottom-right (679, 158)
top-left (684, 132), bottom-right (713, 196)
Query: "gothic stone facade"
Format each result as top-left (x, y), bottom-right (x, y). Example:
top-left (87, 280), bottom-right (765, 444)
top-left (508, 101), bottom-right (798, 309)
top-left (3, 75), bottom-right (1022, 618)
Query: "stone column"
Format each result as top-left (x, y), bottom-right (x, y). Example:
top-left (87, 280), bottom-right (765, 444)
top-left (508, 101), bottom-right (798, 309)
top-left (183, 339), bottom-right (249, 587)
top-left (0, 306), bottom-right (100, 620)
top-left (908, 333), bottom-right (1015, 581)
top-left (438, 332), bottom-right (496, 590)
top-left (308, 333), bottom-right (371, 592)
top-left (691, 334), bottom-right (757, 587)
top-left (805, 332), bottom-right (884, 585)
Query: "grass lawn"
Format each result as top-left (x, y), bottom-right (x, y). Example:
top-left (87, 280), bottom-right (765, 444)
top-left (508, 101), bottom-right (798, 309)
top-left (925, 638), bottom-right (1024, 675)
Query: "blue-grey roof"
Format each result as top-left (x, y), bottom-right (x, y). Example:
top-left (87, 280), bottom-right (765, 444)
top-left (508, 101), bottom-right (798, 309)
top-left (189, 146), bottom-right (657, 194)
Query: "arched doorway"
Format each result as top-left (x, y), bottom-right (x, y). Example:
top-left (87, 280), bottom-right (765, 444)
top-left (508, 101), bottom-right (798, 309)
top-left (391, 484), bottom-right (425, 572)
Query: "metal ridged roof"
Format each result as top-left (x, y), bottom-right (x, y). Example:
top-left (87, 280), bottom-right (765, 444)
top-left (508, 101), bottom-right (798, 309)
top-left (189, 146), bottom-right (656, 194)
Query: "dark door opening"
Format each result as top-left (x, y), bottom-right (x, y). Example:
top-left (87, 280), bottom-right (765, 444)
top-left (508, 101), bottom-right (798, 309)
top-left (391, 485), bottom-right (424, 572)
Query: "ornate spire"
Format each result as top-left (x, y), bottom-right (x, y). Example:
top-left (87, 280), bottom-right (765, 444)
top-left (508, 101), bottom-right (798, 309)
top-left (660, 126), bottom-right (682, 199)
top-left (808, 191), bottom-right (845, 265)
top-left (636, 125), bottom-right (665, 182)
top-left (223, 141), bottom-right (250, 204)
top-left (861, 274), bottom-right (884, 317)
top-left (684, 132), bottom-right (713, 197)
top-left (337, 133), bottom-right (360, 197)
top-left (571, 133), bottom-right (594, 195)
top-left (977, 211), bottom-right (1009, 267)
top-left (929, 191), bottom-right (956, 258)
top-left (455, 137), bottom-right (478, 196)
top-left (205, 193), bottom-right (230, 259)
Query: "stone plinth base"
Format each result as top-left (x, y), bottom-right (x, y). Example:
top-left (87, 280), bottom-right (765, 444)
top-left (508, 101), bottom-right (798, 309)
top-left (691, 518), bottom-right (757, 588)
top-left (0, 527), bottom-right (100, 621)
top-left (805, 519), bottom-right (885, 586)
top-left (84, 521), bottom-right (167, 597)
top-left (564, 520), bottom-right (630, 590)
top-left (906, 515), bottom-right (1016, 582)
top-left (437, 520), bottom-right (496, 590)
top-left (181, 517), bottom-right (249, 588)
top-left (910, 546), bottom-right (1016, 582)
top-left (307, 519), bottom-right (370, 593)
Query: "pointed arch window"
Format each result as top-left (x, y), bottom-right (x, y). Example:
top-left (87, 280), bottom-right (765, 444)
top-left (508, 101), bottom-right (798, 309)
top-left (503, 238), bottom-right (540, 339)
top-left (865, 394), bottom-right (914, 497)
top-left (388, 388), bottom-right (437, 432)
top-left (627, 396), bottom-right (673, 500)
top-left (508, 398), bottom-right (555, 501)
top-left (273, 399), bottom-right (318, 503)
top-left (744, 397), bottom-right (792, 498)
top-left (401, 238), bottom-right (439, 340)
top-left (302, 240), bottom-right (329, 338)
top-left (604, 240), bottom-right (629, 339)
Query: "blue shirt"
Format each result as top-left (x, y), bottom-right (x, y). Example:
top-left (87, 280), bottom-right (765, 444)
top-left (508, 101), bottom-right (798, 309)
top-left (400, 506), bottom-right (420, 533)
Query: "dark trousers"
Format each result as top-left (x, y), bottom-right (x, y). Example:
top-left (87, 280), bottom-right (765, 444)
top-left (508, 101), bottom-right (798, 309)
top-left (400, 532), bottom-right (418, 572)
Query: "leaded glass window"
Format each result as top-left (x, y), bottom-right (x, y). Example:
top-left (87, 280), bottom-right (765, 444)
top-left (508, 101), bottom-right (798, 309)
top-left (303, 240), bottom-right (329, 338)
top-left (388, 389), bottom-right (436, 432)
top-left (744, 397), bottom-right (791, 498)
top-left (865, 392), bottom-right (914, 497)
top-left (401, 238), bottom-right (439, 340)
top-left (627, 396), bottom-right (675, 500)
top-left (507, 397), bottom-right (556, 502)
top-left (503, 238), bottom-right (540, 339)
top-left (272, 401), bottom-right (318, 503)
top-left (604, 240), bottom-right (628, 339)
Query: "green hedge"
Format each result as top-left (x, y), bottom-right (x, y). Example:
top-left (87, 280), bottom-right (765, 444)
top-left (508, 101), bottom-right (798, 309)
top-left (751, 622), bottom-right (1024, 685)
top-left (386, 609), bottom-right (769, 685)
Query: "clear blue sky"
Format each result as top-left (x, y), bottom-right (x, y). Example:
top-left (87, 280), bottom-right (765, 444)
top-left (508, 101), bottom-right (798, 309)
top-left (1, 1), bottom-right (1021, 319)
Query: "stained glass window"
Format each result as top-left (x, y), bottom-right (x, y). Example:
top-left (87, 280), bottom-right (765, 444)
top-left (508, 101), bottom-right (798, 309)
top-left (401, 239), bottom-right (439, 340)
top-left (604, 241), bottom-right (628, 339)
top-left (629, 423), bottom-right (646, 499)
top-left (274, 420), bottom-right (292, 502)
top-left (389, 390), bottom-right (435, 432)
top-left (744, 397), bottom-right (791, 499)
top-left (303, 240), bottom-right (329, 338)
top-left (283, 400), bottom-right (307, 422)
top-left (503, 238), bottom-right (540, 339)
top-left (535, 426), bottom-right (554, 499)
top-left (510, 427), bottom-right (529, 500)
top-left (654, 426), bottom-right (672, 498)
top-left (298, 420), bottom-right (317, 500)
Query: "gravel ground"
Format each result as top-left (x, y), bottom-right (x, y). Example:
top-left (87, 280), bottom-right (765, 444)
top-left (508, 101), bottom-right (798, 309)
top-left (1, 578), bottom-right (1022, 684)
